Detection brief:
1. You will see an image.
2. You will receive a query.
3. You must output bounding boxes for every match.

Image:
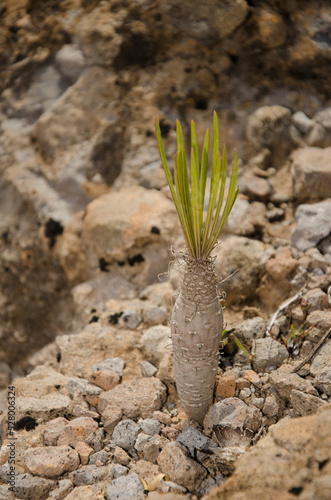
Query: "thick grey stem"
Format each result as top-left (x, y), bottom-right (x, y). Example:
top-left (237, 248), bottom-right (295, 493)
top-left (171, 257), bottom-right (222, 424)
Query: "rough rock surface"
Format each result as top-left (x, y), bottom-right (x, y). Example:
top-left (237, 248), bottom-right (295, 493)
top-left (203, 405), bottom-right (331, 500)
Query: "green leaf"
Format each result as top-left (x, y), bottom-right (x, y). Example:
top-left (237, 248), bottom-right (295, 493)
top-left (155, 112), bottom-right (239, 260)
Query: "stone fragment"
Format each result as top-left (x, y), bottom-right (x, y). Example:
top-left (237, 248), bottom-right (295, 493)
top-left (132, 459), bottom-right (161, 485)
top-left (55, 45), bottom-right (86, 83)
top-left (314, 107), bottom-right (331, 132)
top-left (88, 450), bottom-right (109, 465)
top-left (202, 405), bottom-right (331, 500)
top-left (305, 310), bottom-right (331, 331)
top-left (101, 406), bottom-right (123, 432)
top-left (176, 427), bottom-right (218, 460)
top-left (113, 446), bottom-right (131, 466)
top-left (138, 418), bottom-right (162, 436)
top-left (245, 176), bottom-right (271, 201)
top-left (112, 464), bottom-right (128, 478)
top-left (227, 317), bottom-right (266, 346)
top-left (66, 377), bottom-right (103, 397)
top-left (161, 426), bottom-right (181, 440)
top-left (270, 366), bottom-right (318, 398)
top-left (135, 432), bottom-right (152, 452)
top-left (75, 442), bottom-right (94, 465)
top-left (253, 337), bottom-right (288, 372)
top-left (310, 340), bottom-right (331, 376)
top-left (141, 325), bottom-right (172, 364)
top-left (153, 411), bottom-right (172, 425)
top-left (291, 199), bottom-right (331, 251)
top-left (16, 396), bottom-right (71, 422)
top-left (143, 436), bottom-right (169, 464)
top-left (291, 146), bottom-right (331, 201)
top-left (157, 352), bottom-right (175, 385)
top-left (204, 398), bottom-right (262, 447)
top-left (82, 186), bottom-right (177, 269)
top-left (142, 304), bottom-right (168, 326)
top-left (112, 419), bottom-right (140, 450)
top-left (256, 9), bottom-right (287, 49)
top-left (106, 472), bottom-right (145, 500)
top-left (70, 464), bottom-right (112, 486)
top-left (92, 357), bottom-right (125, 377)
top-left (250, 397), bottom-right (264, 409)
top-left (1, 471), bottom-right (56, 499)
top-left (246, 106), bottom-right (292, 161)
top-left (121, 309), bottom-right (142, 329)
top-left (290, 389), bottom-right (326, 416)
top-left (71, 392), bottom-right (100, 420)
top-left (313, 363), bottom-right (331, 396)
top-left (44, 417), bottom-right (69, 446)
top-left (24, 446), bottom-right (80, 478)
top-left (85, 429), bottom-right (104, 452)
top-left (56, 327), bottom-right (142, 380)
top-left (157, 442), bottom-right (207, 491)
top-left (305, 248), bottom-right (328, 272)
top-left (214, 236), bottom-right (272, 303)
top-left (98, 377), bottom-right (167, 419)
top-left (292, 111), bottom-right (315, 134)
top-left (265, 247), bottom-right (297, 281)
top-left (215, 373), bottom-right (236, 399)
top-left (242, 370), bottom-right (261, 386)
top-left (141, 360), bottom-right (158, 377)
top-left (49, 478), bottom-right (74, 499)
top-left (87, 369), bottom-right (120, 391)
top-left (14, 366), bottom-right (70, 398)
top-left (57, 417), bottom-right (99, 447)
top-left (263, 394), bottom-right (279, 417)
top-left (302, 288), bottom-right (330, 312)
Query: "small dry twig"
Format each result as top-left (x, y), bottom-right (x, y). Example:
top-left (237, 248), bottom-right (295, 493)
top-left (291, 327), bottom-right (331, 373)
top-left (266, 288), bottom-right (305, 335)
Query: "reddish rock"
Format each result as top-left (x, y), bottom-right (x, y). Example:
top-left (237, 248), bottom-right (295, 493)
top-left (265, 247), bottom-right (297, 281)
top-left (87, 369), bottom-right (120, 391)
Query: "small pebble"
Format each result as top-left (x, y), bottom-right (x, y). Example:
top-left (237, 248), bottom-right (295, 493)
top-left (112, 420), bottom-right (140, 450)
top-left (89, 450), bottom-right (109, 465)
top-left (112, 464), bottom-right (129, 478)
top-left (121, 309), bottom-right (142, 329)
top-left (92, 358), bottom-right (125, 377)
top-left (138, 418), bottom-right (162, 436)
top-left (141, 360), bottom-right (158, 377)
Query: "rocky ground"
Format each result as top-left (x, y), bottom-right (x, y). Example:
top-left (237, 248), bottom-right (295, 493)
top-left (1, 0), bottom-right (331, 499)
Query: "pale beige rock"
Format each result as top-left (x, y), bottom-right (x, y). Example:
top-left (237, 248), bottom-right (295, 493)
top-left (132, 459), bottom-right (161, 485)
top-left (202, 405), bottom-right (331, 500)
top-left (44, 417), bottom-right (69, 446)
top-left (24, 446), bottom-right (80, 478)
top-left (143, 436), bottom-right (169, 464)
top-left (56, 325), bottom-right (143, 382)
top-left (265, 247), bottom-right (298, 281)
top-left (290, 389), bottom-right (326, 416)
top-left (157, 352), bottom-right (175, 385)
top-left (141, 325), bottom-right (172, 365)
top-left (98, 377), bottom-right (167, 419)
top-left (87, 369), bottom-right (120, 391)
top-left (14, 366), bottom-right (70, 398)
top-left (113, 446), bottom-right (131, 466)
top-left (16, 395), bottom-right (72, 422)
top-left (214, 236), bottom-right (272, 303)
top-left (157, 441), bottom-right (207, 491)
top-left (101, 406), bottom-right (123, 433)
top-left (57, 417), bottom-right (99, 447)
top-left (291, 146), bottom-right (331, 201)
top-left (74, 442), bottom-right (94, 466)
top-left (82, 185), bottom-right (177, 266)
